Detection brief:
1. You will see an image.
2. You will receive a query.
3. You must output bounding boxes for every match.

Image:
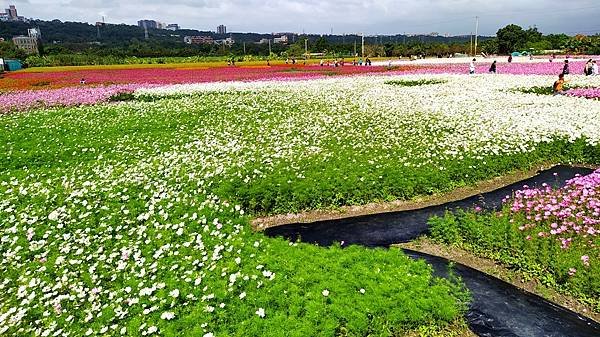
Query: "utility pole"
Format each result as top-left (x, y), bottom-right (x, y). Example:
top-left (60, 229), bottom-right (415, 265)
top-left (361, 33), bottom-right (364, 57)
top-left (474, 16), bottom-right (479, 57)
top-left (243, 42), bottom-right (246, 55)
top-left (304, 38), bottom-right (308, 58)
top-left (268, 38), bottom-right (271, 56)
top-left (354, 39), bottom-right (357, 56)
top-left (470, 32), bottom-right (473, 56)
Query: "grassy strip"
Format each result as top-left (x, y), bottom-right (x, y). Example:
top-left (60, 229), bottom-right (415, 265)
top-left (385, 79), bottom-right (447, 86)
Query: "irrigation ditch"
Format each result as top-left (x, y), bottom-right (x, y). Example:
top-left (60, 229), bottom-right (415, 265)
top-left (263, 165), bottom-right (600, 337)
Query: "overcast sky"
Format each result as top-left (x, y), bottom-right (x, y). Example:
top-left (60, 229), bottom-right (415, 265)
top-left (4, 0), bottom-right (600, 36)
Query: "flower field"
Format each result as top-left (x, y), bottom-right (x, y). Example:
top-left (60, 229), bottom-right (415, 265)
top-left (567, 88), bottom-right (600, 100)
top-left (1, 62), bottom-right (600, 336)
top-left (0, 64), bottom-right (400, 92)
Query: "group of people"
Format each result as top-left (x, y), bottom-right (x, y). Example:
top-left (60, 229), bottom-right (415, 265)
top-left (319, 59), bottom-right (345, 67)
top-left (584, 59), bottom-right (599, 76)
top-left (554, 58), bottom-right (598, 95)
top-left (468, 59), bottom-right (497, 74)
top-left (318, 58), bottom-right (372, 67)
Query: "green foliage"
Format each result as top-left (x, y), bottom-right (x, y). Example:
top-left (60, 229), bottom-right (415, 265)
top-left (0, 94), bottom-right (471, 336)
top-left (385, 79), bottom-right (447, 87)
top-left (496, 24), bottom-right (528, 54)
top-left (0, 40), bottom-right (28, 59)
top-left (429, 210), bottom-right (600, 309)
top-left (516, 86), bottom-right (556, 95)
top-left (108, 92), bottom-right (136, 102)
top-left (480, 38), bottom-right (499, 55)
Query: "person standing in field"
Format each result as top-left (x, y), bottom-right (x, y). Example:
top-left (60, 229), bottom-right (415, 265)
top-left (562, 60), bottom-right (570, 75)
top-left (489, 60), bottom-right (497, 74)
top-left (508, 55), bottom-right (513, 63)
top-left (584, 59), bottom-right (592, 76)
top-left (469, 58), bottom-right (476, 74)
top-left (592, 60), bottom-right (599, 76)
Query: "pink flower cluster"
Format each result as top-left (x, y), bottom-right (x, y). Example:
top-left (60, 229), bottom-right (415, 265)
top-left (506, 170), bottom-right (600, 251)
top-left (0, 84), bottom-right (150, 113)
top-left (566, 88), bottom-right (600, 100)
top-left (404, 61), bottom-right (588, 75)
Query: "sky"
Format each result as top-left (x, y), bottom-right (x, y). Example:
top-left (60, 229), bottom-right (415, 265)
top-left (3, 0), bottom-right (600, 36)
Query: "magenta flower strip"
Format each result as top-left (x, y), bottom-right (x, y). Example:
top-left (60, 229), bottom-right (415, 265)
top-left (0, 84), bottom-right (151, 113)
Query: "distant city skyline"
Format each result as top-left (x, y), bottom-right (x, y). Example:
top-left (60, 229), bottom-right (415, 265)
top-left (2, 0), bottom-right (600, 36)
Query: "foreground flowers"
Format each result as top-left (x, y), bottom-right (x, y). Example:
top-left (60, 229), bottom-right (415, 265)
top-left (567, 87), bottom-right (600, 100)
top-left (509, 170), bottom-right (600, 249)
top-left (430, 170), bottom-right (599, 304)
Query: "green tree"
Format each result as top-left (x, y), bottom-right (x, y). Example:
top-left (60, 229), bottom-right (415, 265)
top-left (545, 34), bottom-right (570, 50)
top-left (0, 41), bottom-right (28, 59)
top-left (314, 37), bottom-right (329, 53)
top-left (525, 26), bottom-right (543, 43)
top-left (496, 24), bottom-right (527, 54)
top-left (480, 38), bottom-right (499, 55)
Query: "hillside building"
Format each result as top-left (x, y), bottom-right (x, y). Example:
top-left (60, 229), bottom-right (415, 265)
top-left (273, 35), bottom-right (288, 44)
top-left (137, 20), bottom-right (165, 30)
top-left (12, 36), bottom-right (39, 54)
top-left (1, 5), bottom-right (26, 22)
top-left (183, 35), bottom-right (214, 44)
top-left (217, 25), bottom-right (226, 34)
